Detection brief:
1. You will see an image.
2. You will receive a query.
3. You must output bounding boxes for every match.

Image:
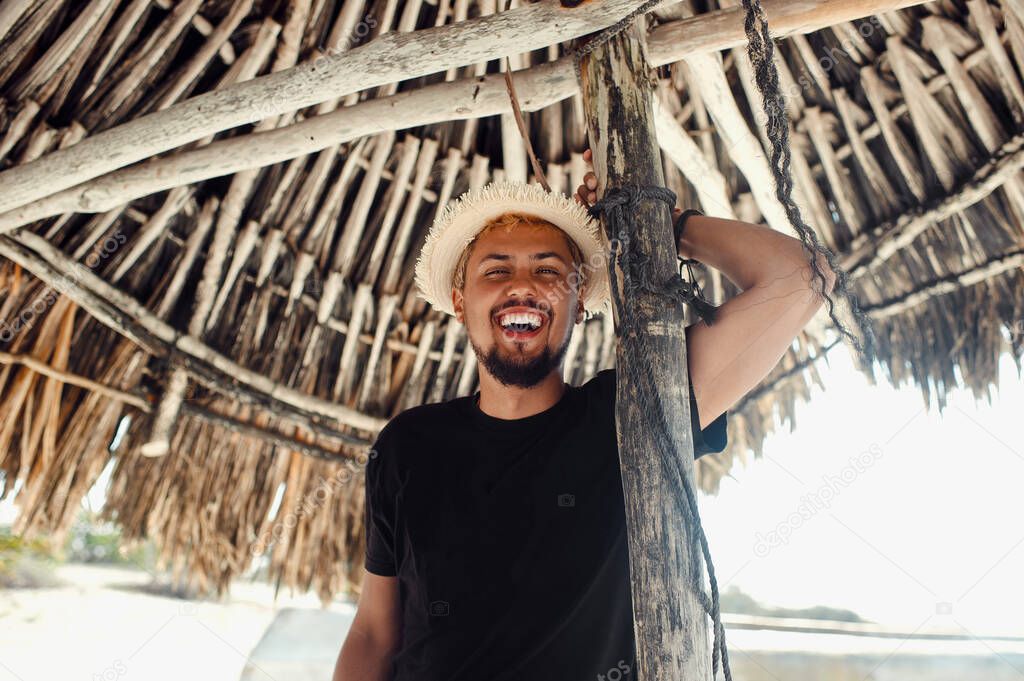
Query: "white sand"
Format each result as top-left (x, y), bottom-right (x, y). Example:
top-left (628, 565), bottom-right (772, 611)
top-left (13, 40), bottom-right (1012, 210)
top-left (0, 563), bottom-right (355, 681)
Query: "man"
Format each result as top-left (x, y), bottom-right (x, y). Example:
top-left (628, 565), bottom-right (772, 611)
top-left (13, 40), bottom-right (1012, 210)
top-left (334, 151), bottom-right (836, 680)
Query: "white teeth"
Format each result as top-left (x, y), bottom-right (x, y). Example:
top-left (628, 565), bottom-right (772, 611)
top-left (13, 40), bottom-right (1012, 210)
top-left (498, 312), bottom-right (543, 329)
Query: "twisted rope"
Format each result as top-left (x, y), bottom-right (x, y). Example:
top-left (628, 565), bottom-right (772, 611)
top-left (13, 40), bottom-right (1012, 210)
top-left (739, 0), bottom-right (878, 362)
top-left (589, 186), bottom-right (719, 326)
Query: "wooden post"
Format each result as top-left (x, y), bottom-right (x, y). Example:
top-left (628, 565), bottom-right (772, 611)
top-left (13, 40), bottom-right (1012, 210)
top-left (578, 26), bottom-right (711, 681)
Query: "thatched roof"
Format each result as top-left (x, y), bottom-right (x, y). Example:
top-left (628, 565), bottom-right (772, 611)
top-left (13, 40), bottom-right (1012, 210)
top-left (0, 0), bottom-right (1022, 601)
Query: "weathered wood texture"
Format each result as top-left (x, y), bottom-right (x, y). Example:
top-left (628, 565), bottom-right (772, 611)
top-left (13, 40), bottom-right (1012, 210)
top-left (580, 26), bottom-right (709, 681)
top-left (0, 0), bottom-right (932, 232)
top-left (0, 231), bottom-right (386, 435)
top-left (0, 0), bottom-right (662, 216)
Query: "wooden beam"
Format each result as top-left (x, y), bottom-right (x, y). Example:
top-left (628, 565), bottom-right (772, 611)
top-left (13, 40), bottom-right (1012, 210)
top-left (0, 231), bottom-right (387, 434)
top-left (579, 24), bottom-right (710, 681)
top-left (0, 0), bottom-right (663, 216)
top-left (646, 0), bottom-right (929, 67)
top-left (0, 0), bottom-right (931, 230)
top-left (0, 349), bottom-right (373, 456)
top-left (683, 52), bottom-right (793, 233)
top-left (843, 132), bottom-right (1024, 278)
top-left (651, 97), bottom-right (736, 218)
top-left (862, 247), bottom-right (1024, 320)
top-left (178, 401), bottom-right (370, 461)
top-left (0, 350), bottom-right (151, 411)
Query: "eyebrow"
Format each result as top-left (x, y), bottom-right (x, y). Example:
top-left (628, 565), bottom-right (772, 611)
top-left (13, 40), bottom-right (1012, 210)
top-left (478, 252), bottom-right (569, 266)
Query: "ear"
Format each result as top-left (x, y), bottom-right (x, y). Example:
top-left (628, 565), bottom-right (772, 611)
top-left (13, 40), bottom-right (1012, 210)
top-left (452, 288), bottom-right (465, 324)
top-left (575, 293), bottom-right (585, 325)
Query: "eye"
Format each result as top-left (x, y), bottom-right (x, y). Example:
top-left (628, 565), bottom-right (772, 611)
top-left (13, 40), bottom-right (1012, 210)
top-left (485, 268), bottom-right (509, 276)
top-left (538, 267), bottom-right (560, 275)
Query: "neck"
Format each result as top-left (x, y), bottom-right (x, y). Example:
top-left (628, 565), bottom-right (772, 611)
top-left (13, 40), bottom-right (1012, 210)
top-left (476, 370), bottom-right (566, 420)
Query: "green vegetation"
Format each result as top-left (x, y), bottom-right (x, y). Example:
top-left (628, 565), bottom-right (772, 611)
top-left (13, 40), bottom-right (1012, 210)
top-left (0, 509), bottom-right (156, 589)
top-left (0, 527), bottom-right (60, 588)
top-left (63, 511), bottom-right (152, 567)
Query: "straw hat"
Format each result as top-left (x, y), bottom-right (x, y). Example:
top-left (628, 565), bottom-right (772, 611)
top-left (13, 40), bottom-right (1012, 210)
top-left (414, 181), bottom-right (612, 318)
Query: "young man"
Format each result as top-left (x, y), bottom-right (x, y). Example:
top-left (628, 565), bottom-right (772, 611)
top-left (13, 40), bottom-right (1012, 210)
top-left (333, 155), bottom-right (836, 681)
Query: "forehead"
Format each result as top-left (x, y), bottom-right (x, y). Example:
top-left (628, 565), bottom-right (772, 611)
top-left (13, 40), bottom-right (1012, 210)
top-left (467, 220), bottom-right (573, 262)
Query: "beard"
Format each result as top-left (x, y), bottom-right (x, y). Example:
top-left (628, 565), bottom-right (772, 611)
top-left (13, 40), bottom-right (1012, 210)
top-left (470, 323), bottom-right (571, 389)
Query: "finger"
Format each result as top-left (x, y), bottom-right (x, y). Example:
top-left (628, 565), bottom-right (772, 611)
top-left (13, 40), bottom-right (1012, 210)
top-left (583, 148), bottom-right (592, 162)
top-left (585, 173), bottom-right (597, 190)
top-left (588, 190), bottom-right (597, 205)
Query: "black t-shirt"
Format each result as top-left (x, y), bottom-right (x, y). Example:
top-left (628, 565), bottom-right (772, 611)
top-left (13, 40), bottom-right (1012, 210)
top-left (364, 365), bottom-right (729, 681)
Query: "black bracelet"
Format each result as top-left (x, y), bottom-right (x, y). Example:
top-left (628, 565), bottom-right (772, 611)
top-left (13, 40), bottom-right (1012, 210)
top-left (673, 208), bottom-right (703, 265)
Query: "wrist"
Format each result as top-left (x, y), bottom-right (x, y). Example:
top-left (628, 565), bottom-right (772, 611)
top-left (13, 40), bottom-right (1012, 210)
top-left (673, 208), bottom-right (703, 261)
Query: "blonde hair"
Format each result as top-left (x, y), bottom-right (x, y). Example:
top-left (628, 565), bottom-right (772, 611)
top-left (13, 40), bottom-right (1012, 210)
top-left (451, 212), bottom-right (586, 293)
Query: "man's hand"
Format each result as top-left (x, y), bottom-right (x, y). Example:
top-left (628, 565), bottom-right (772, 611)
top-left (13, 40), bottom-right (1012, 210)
top-left (574, 148), bottom-right (687, 252)
top-left (574, 149), bottom-right (599, 208)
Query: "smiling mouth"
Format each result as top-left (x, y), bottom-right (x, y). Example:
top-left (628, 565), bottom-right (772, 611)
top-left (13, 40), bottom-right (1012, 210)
top-left (494, 310), bottom-right (547, 341)
top-left (495, 321), bottom-right (544, 341)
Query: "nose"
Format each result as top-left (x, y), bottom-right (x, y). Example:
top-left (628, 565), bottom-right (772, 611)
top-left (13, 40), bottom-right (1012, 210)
top-left (502, 276), bottom-right (554, 316)
top-left (504, 270), bottom-right (540, 301)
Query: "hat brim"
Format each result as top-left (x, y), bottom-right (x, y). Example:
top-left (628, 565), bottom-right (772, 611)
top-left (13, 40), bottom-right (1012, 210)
top-left (414, 182), bottom-right (612, 318)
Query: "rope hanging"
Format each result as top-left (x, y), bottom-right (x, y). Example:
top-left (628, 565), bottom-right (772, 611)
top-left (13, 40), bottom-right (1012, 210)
top-left (562, 3), bottom-right (885, 680)
top-left (564, 0), bottom-right (878, 364)
top-left (739, 0), bottom-right (878, 362)
top-left (589, 185), bottom-right (733, 681)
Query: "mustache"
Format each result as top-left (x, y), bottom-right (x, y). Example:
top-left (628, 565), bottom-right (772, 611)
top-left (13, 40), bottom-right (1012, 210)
top-left (494, 299), bottom-right (552, 315)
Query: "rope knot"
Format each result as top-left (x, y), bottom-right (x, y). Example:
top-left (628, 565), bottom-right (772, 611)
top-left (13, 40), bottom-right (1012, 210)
top-left (587, 185), bottom-right (718, 327)
top-left (587, 184), bottom-right (676, 218)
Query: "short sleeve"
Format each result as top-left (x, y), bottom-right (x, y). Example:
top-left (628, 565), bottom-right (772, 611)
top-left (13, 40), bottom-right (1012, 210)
top-left (589, 365), bottom-right (728, 459)
top-left (687, 359), bottom-right (728, 458)
top-left (364, 424), bottom-right (399, 577)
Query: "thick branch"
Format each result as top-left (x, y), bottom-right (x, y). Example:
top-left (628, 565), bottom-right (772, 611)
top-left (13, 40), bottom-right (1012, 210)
top-left (0, 231), bottom-right (387, 434)
top-left (0, 0), bottom-right (660, 216)
top-left (0, 350), bottom-right (371, 456)
top-left (178, 402), bottom-right (370, 461)
top-left (683, 52), bottom-right (793, 233)
top-left (0, 350), bottom-right (151, 410)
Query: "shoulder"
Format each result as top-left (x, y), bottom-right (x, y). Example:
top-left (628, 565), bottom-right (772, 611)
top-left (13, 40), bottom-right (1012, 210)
top-left (372, 400), bottom-right (454, 448)
top-left (366, 398), bottom-right (465, 470)
top-left (585, 367), bottom-right (615, 390)
top-left (579, 367), bottom-right (616, 410)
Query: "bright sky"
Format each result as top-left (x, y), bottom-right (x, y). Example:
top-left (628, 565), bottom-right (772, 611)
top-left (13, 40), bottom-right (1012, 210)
top-left (697, 342), bottom-right (1024, 637)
